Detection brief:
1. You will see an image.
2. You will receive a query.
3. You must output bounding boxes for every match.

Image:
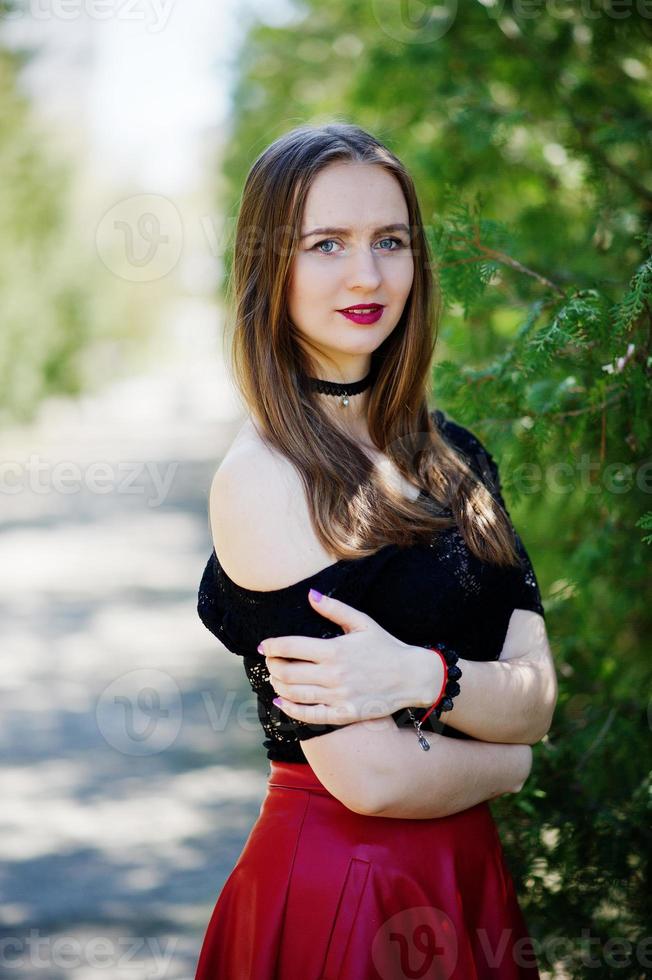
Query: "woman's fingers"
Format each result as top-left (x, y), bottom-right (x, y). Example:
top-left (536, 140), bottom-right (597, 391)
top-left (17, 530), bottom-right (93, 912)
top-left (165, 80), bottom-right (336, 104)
top-left (272, 696), bottom-right (357, 725)
top-left (270, 680), bottom-right (333, 705)
top-left (257, 634), bottom-right (336, 661)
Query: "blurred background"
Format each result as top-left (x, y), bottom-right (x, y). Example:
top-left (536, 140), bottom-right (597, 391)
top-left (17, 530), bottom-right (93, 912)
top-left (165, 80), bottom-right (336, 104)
top-left (0, 1), bottom-right (650, 978)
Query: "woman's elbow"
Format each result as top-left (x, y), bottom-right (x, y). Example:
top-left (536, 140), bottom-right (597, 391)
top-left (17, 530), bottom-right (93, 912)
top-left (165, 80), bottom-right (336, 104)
top-left (320, 774), bottom-right (386, 816)
top-left (538, 703), bottom-right (557, 742)
top-left (529, 659), bottom-right (559, 743)
top-left (541, 669), bottom-right (559, 736)
top-left (300, 743), bottom-right (386, 815)
top-left (299, 718), bottom-right (396, 815)
top-left (525, 721), bottom-right (552, 746)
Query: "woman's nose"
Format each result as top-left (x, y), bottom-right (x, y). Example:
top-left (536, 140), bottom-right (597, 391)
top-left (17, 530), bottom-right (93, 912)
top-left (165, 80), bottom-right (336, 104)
top-left (343, 247), bottom-right (383, 288)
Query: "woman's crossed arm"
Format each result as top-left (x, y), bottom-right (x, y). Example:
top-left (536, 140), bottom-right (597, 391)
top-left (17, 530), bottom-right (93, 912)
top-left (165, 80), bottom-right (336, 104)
top-left (300, 715), bottom-right (533, 820)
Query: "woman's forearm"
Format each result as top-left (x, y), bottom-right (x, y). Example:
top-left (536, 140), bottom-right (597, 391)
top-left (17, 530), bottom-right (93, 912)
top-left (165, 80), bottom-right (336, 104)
top-left (367, 726), bottom-right (532, 820)
top-left (403, 611), bottom-right (557, 744)
top-left (416, 654), bottom-right (552, 744)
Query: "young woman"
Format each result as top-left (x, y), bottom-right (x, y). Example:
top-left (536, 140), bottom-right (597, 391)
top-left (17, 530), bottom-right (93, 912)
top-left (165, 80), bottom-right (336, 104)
top-left (195, 122), bottom-right (557, 979)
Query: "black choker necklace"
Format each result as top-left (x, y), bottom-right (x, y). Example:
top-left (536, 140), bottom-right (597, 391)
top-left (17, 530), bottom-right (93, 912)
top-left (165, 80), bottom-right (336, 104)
top-left (306, 368), bottom-right (375, 407)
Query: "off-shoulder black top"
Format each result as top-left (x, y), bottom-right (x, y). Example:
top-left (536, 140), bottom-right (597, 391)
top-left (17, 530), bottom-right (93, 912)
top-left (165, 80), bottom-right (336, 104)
top-left (197, 409), bottom-right (545, 763)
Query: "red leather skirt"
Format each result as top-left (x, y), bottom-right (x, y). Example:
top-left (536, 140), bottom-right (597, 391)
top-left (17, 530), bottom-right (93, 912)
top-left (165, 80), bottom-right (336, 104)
top-left (195, 760), bottom-right (541, 979)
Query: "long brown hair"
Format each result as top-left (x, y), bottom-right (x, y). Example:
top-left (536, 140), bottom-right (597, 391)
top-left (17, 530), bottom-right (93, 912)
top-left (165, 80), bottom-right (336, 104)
top-left (225, 122), bottom-right (520, 567)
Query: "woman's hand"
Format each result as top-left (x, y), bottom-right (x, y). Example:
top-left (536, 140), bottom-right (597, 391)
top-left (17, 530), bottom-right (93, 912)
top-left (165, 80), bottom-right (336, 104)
top-left (255, 588), bottom-right (444, 726)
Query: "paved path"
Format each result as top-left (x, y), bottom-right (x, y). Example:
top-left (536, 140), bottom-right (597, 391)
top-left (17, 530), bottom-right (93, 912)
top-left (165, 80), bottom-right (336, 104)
top-left (0, 306), bottom-right (271, 979)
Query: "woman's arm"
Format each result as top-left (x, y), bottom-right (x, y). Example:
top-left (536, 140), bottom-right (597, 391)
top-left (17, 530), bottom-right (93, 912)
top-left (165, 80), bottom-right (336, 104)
top-left (261, 599), bottom-right (557, 747)
top-left (405, 610), bottom-right (558, 745)
top-left (300, 715), bottom-right (533, 819)
top-left (210, 447), bottom-right (536, 819)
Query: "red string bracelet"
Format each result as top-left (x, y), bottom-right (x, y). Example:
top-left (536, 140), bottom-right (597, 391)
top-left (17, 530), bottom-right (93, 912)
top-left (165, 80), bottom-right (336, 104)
top-left (406, 642), bottom-right (463, 751)
top-left (420, 646), bottom-right (449, 725)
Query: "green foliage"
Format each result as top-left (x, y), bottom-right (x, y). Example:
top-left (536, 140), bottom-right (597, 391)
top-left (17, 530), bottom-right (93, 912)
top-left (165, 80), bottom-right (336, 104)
top-left (612, 253), bottom-right (652, 338)
top-left (218, 2), bottom-right (652, 970)
top-left (636, 512), bottom-right (652, 546)
top-left (0, 46), bottom-right (153, 425)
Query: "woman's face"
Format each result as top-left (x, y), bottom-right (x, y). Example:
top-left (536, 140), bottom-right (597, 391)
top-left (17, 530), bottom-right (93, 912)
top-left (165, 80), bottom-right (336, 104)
top-left (287, 161), bottom-right (415, 380)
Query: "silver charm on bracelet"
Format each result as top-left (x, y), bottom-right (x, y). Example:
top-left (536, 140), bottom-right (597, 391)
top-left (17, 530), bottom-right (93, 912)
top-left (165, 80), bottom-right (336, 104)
top-left (406, 708), bottom-right (431, 751)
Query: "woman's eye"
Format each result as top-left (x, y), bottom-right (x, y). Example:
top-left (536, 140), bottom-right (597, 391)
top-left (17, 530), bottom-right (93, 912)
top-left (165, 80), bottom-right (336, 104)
top-left (313, 239), bottom-right (339, 254)
top-left (312, 237), bottom-right (404, 254)
top-left (378, 237), bottom-right (404, 250)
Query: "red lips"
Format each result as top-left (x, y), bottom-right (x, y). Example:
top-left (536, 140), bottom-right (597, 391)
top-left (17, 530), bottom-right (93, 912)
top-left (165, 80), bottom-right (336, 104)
top-left (337, 307), bottom-right (385, 324)
top-left (338, 304), bottom-right (384, 312)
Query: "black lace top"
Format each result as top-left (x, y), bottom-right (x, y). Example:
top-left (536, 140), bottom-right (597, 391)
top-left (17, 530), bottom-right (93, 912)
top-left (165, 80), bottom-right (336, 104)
top-left (197, 409), bottom-right (545, 763)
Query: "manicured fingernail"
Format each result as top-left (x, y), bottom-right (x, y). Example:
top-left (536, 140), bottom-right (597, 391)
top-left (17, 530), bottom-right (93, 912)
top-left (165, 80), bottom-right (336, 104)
top-left (257, 642), bottom-right (265, 654)
top-left (309, 588), bottom-right (322, 602)
top-left (272, 697), bottom-right (282, 707)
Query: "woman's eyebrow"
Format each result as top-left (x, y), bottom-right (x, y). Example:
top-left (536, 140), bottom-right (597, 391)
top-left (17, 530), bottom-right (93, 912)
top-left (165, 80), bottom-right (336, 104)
top-left (300, 222), bottom-right (410, 240)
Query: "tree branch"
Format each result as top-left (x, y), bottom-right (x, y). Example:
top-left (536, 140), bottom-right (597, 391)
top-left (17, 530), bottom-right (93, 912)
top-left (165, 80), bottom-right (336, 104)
top-left (441, 227), bottom-right (567, 297)
top-left (569, 112), bottom-right (652, 206)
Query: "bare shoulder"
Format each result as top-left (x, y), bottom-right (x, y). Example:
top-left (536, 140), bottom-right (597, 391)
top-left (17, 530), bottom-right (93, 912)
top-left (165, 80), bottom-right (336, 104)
top-left (209, 417), bottom-right (336, 591)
